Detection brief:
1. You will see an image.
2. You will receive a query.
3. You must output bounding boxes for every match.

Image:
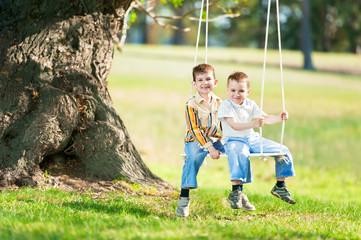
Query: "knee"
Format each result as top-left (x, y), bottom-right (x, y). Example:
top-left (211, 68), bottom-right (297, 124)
top-left (227, 150), bottom-right (248, 160)
top-left (240, 147), bottom-right (250, 156)
top-left (281, 145), bottom-right (290, 153)
top-left (226, 142), bottom-right (238, 152)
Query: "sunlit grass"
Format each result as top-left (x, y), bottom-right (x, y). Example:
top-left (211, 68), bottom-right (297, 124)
top-left (1, 45), bottom-right (360, 239)
top-left (1, 177), bottom-right (360, 239)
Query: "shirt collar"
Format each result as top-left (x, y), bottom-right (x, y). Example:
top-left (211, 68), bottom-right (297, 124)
top-left (195, 91), bottom-right (221, 104)
top-left (228, 98), bottom-right (250, 107)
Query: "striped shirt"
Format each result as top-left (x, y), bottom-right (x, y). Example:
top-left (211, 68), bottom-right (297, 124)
top-left (184, 92), bottom-right (222, 149)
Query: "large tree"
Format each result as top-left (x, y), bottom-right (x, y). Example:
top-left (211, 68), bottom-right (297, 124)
top-left (0, 0), bottom-right (165, 188)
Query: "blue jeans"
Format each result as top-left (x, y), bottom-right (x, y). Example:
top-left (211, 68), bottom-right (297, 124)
top-left (181, 141), bottom-right (225, 189)
top-left (224, 133), bottom-right (295, 184)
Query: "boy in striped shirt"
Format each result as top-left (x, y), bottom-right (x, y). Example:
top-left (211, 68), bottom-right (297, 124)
top-left (176, 63), bottom-right (225, 217)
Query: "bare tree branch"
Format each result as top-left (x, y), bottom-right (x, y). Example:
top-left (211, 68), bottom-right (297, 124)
top-left (134, 0), bottom-right (244, 26)
top-left (133, 0), bottom-right (191, 32)
top-left (113, 0), bottom-right (245, 51)
top-left (114, 1), bottom-right (135, 52)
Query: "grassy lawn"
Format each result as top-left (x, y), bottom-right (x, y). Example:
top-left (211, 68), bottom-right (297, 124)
top-left (1, 44), bottom-right (361, 239)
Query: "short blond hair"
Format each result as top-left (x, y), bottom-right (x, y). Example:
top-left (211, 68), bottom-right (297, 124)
top-left (227, 72), bottom-right (250, 88)
top-left (192, 63), bottom-right (216, 81)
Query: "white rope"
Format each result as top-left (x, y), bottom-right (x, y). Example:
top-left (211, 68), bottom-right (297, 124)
top-left (259, 0), bottom-right (272, 155)
top-left (190, 0), bottom-right (205, 98)
top-left (183, 0), bottom-right (287, 162)
top-left (193, 0), bottom-right (205, 67)
top-left (276, 0), bottom-right (286, 153)
top-left (190, 0), bottom-right (209, 98)
top-left (205, 0), bottom-right (209, 64)
top-left (260, 0), bottom-right (286, 156)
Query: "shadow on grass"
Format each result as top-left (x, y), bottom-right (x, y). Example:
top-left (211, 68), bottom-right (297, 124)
top-left (62, 199), bottom-right (152, 217)
top-left (241, 193), bottom-right (361, 217)
top-left (61, 196), bottom-right (176, 219)
top-left (183, 192), bottom-right (361, 239)
top-left (193, 190), bottom-right (361, 221)
top-left (12, 195), bottom-right (153, 218)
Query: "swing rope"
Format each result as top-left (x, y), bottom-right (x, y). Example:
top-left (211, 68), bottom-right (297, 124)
top-left (190, 0), bottom-right (209, 98)
top-left (259, 0), bottom-right (286, 155)
top-left (182, 0), bottom-right (287, 160)
top-left (276, 0), bottom-right (286, 152)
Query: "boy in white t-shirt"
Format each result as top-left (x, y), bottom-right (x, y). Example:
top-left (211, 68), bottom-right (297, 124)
top-left (218, 72), bottom-right (296, 211)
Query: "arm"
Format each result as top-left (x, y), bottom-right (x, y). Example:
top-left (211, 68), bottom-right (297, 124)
top-left (185, 104), bottom-right (209, 146)
top-left (185, 105), bottom-right (222, 159)
top-left (264, 110), bottom-right (288, 125)
top-left (224, 116), bottom-right (264, 131)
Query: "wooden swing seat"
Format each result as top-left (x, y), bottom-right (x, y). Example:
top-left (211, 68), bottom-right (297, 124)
top-left (180, 152), bottom-right (286, 159)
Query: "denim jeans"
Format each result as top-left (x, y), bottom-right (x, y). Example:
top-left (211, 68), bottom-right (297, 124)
top-left (181, 141), bottom-right (225, 189)
top-left (224, 132), bottom-right (295, 184)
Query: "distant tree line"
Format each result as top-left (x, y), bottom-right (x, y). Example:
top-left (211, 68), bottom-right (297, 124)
top-left (126, 0), bottom-right (360, 54)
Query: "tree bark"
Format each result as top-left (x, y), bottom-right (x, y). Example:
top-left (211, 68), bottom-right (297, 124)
top-left (0, 0), bottom-right (166, 188)
top-left (172, 5), bottom-right (185, 45)
top-left (301, 0), bottom-right (314, 70)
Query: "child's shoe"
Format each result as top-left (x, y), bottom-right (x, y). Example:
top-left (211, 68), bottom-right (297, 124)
top-left (227, 190), bottom-right (242, 209)
top-left (176, 197), bottom-right (190, 217)
top-left (241, 193), bottom-right (256, 211)
top-left (271, 185), bottom-right (296, 204)
top-left (228, 191), bottom-right (256, 210)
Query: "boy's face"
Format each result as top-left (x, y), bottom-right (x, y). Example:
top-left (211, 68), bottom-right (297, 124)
top-left (226, 79), bottom-right (250, 105)
top-left (192, 71), bottom-right (218, 96)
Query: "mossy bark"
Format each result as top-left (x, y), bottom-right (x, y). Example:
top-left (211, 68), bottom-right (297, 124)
top-left (0, 0), bottom-right (165, 188)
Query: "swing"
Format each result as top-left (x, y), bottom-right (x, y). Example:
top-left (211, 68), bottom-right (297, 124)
top-left (181, 0), bottom-right (287, 161)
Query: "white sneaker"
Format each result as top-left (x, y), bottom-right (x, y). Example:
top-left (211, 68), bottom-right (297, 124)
top-left (227, 191), bottom-right (255, 211)
top-left (176, 197), bottom-right (190, 217)
top-left (241, 193), bottom-right (256, 211)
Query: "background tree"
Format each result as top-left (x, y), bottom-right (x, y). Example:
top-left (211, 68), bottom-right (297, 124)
top-left (128, 0), bottom-right (245, 47)
top-left (172, 4), bottom-right (185, 45)
top-left (128, 0), bottom-right (360, 69)
top-left (334, 1), bottom-right (361, 53)
top-left (301, 0), bottom-right (314, 70)
top-left (310, 0), bottom-right (361, 54)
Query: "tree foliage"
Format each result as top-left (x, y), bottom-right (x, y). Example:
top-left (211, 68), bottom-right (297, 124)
top-left (128, 0), bottom-right (360, 53)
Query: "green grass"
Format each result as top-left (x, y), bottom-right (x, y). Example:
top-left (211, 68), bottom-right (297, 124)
top-left (1, 44), bottom-right (361, 239)
top-left (1, 173), bottom-right (360, 239)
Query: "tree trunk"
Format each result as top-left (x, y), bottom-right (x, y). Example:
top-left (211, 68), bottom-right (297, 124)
top-left (172, 5), bottom-right (185, 45)
top-left (301, 0), bottom-right (315, 70)
top-left (0, 0), bottom-right (166, 188)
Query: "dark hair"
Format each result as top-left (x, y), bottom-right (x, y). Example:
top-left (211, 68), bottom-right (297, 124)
top-left (192, 63), bottom-right (216, 81)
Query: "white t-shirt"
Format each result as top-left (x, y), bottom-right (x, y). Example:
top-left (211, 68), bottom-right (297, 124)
top-left (218, 98), bottom-right (263, 143)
